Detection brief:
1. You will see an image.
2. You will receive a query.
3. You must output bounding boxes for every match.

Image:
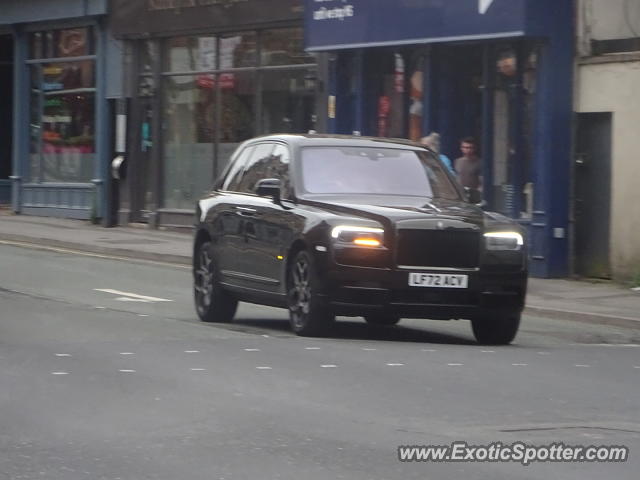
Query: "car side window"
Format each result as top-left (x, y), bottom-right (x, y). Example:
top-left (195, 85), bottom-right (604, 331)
top-left (268, 144), bottom-right (292, 199)
top-left (235, 143), bottom-right (275, 194)
top-left (222, 145), bottom-right (255, 192)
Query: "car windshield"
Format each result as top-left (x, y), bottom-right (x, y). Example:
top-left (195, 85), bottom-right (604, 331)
top-left (300, 146), bottom-right (459, 200)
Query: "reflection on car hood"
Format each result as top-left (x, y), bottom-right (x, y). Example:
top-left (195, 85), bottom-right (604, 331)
top-left (299, 195), bottom-right (486, 228)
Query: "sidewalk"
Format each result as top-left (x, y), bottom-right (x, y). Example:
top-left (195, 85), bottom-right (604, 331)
top-left (1, 212), bottom-right (639, 330)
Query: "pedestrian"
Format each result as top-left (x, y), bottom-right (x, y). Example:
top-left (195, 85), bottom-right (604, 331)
top-left (454, 136), bottom-right (482, 190)
top-left (420, 132), bottom-right (455, 175)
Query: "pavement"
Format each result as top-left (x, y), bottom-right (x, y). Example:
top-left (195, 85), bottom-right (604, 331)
top-left (0, 210), bottom-right (639, 330)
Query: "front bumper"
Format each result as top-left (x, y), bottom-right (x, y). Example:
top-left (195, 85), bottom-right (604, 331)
top-left (317, 262), bottom-right (527, 320)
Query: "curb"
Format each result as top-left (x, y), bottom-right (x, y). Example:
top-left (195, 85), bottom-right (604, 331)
top-left (0, 233), bottom-right (191, 267)
top-left (524, 305), bottom-right (640, 330)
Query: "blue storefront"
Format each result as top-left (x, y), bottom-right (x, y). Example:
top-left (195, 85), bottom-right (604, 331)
top-left (0, 0), bottom-right (122, 221)
top-left (305, 0), bottom-right (574, 278)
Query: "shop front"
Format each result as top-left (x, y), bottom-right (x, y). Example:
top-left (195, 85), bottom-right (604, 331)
top-left (110, 0), bottom-right (320, 227)
top-left (305, 0), bottom-right (574, 278)
top-left (2, 0), bottom-right (114, 220)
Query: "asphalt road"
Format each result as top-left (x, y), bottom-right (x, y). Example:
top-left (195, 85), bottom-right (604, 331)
top-left (1, 243), bottom-right (639, 480)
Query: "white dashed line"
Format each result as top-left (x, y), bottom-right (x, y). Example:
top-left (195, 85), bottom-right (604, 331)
top-left (537, 352), bottom-right (551, 355)
top-left (512, 364), bottom-right (528, 366)
top-left (51, 372), bottom-right (69, 375)
top-left (256, 366), bottom-right (272, 370)
top-left (190, 368), bottom-right (206, 372)
top-left (633, 366), bottom-right (640, 369)
top-left (119, 352), bottom-right (135, 356)
top-left (119, 370), bottom-right (136, 373)
top-left (305, 347), bottom-right (321, 350)
top-left (262, 335), bottom-right (270, 338)
top-left (244, 348), bottom-right (261, 352)
top-left (421, 349), bottom-right (437, 352)
top-left (362, 348), bottom-right (377, 351)
top-left (184, 350), bottom-right (200, 354)
top-left (448, 363), bottom-right (464, 366)
top-left (386, 363), bottom-right (404, 367)
top-left (55, 354), bottom-right (71, 357)
top-left (138, 314), bottom-right (149, 317)
top-left (481, 350), bottom-right (495, 353)
top-left (321, 365), bottom-right (337, 368)
top-left (575, 365), bottom-right (590, 368)
top-left (95, 306), bottom-right (105, 309)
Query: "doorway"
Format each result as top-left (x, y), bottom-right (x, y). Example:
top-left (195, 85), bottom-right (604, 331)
top-left (0, 35), bottom-right (13, 205)
top-left (574, 112), bottom-right (612, 278)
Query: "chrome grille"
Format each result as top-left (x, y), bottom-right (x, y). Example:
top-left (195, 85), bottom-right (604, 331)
top-left (396, 229), bottom-right (480, 268)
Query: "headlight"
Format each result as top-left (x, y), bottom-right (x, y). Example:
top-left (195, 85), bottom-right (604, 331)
top-left (484, 231), bottom-right (524, 251)
top-left (331, 225), bottom-right (385, 248)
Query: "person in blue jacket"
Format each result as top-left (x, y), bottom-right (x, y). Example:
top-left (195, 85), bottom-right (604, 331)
top-left (421, 132), bottom-right (456, 176)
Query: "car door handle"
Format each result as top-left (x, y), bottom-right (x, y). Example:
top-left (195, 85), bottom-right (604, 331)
top-left (234, 206), bottom-right (257, 217)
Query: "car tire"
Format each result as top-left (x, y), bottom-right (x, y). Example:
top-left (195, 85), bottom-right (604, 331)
top-left (471, 311), bottom-right (521, 345)
top-left (364, 315), bottom-right (401, 326)
top-left (193, 240), bottom-right (237, 323)
top-left (287, 250), bottom-right (334, 336)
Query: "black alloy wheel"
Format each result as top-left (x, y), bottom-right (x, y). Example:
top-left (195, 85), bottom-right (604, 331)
top-left (471, 311), bottom-right (521, 345)
top-left (364, 315), bottom-right (401, 326)
top-left (193, 241), bottom-right (237, 323)
top-left (287, 250), bottom-right (334, 336)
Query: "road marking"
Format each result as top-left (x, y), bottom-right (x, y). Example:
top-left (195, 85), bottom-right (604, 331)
top-left (94, 289), bottom-right (173, 303)
top-left (362, 348), bottom-right (377, 351)
top-left (51, 372), bottom-right (69, 375)
top-left (262, 335), bottom-right (270, 338)
top-left (256, 366), bottom-right (272, 370)
top-left (537, 352), bottom-right (551, 355)
top-left (633, 366), bottom-right (640, 369)
top-left (244, 348), bottom-right (260, 352)
top-left (386, 363), bottom-right (404, 367)
top-left (119, 369), bottom-right (136, 373)
top-left (190, 368), bottom-right (206, 371)
top-left (95, 306), bottom-right (105, 309)
top-left (448, 363), bottom-right (464, 366)
top-left (421, 349), bottom-right (437, 352)
top-left (305, 347), bottom-right (321, 350)
top-left (55, 354), bottom-right (71, 357)
top-left (481, 350), bottom-right (495, 353)
top-left (119, 352), bottom-right (135, 356)
top-left (321, 364), bottom-right (337, 368)
top-left (138, 314), bottom-right (149, 317)
top-left (185, 350), bottom-right (200, 353)
top-left (575, 365), bottom-right (590, 368)
top-left (571, 344), bottom-right (639, 347)
top-left (512, 364), bottom-right (528, 366)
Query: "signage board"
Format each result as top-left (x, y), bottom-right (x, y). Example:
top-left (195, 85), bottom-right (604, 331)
top-left (111, 0), bottom-right (303, 38)
top-left (305, 0), bottom-right (532, 51)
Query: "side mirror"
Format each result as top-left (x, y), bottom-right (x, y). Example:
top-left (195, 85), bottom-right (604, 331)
top-left (464, 187), bottom-right (482, 205)
top-left (256, 178), bottom-right (282, 202)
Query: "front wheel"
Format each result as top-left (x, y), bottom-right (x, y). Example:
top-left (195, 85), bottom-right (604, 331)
top-left (287, 250), bottom-right (334, 336)
top-left (193, 241), bottom-right (237, 323)
top-left (471, 311), bottom-right (521, 345)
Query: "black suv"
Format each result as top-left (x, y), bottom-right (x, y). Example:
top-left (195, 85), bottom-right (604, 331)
top-left (193, 134), bottom-right (527, 344)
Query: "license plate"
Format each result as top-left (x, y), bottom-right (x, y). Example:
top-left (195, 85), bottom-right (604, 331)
top-left (408, 273), bottom-right (468, 289)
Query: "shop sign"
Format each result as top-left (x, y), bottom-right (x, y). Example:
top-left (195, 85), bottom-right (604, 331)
top-left (305, 0), bottom-right (544, 51)
top-left (111, 0), bottom-right (303, 37)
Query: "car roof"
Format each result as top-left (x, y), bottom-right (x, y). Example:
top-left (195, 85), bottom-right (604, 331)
top-left (245, 133), bottom-right (429, 151)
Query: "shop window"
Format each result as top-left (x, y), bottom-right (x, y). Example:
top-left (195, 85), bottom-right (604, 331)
top-left (29, 27), bottom-right (94, 59)
top-left (260, 68), bottom-right (316, 134)
top-left (166, 35), bottom-right (218, 72)
top-left (220, 33), bottom-right (257, 68)
top-left (261, 28), bottom-right (314, 66)
top-left (219, 71), bottom-right (255, 144)
top-left (162, 74), bottom-right (217, 209)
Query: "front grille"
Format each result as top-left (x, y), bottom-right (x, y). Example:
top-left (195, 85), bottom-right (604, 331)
top-left (396, 229), bottom-right (480, 268)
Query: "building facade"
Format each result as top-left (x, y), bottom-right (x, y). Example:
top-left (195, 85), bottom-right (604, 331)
top-left (305, 0), bottom-right (574, 278)
top-left (575, 0), bottom-right (640, 281)
top-left (110, 0), bottom-right (321, 228)
top-left (1, 0), bottom-right (122, 220)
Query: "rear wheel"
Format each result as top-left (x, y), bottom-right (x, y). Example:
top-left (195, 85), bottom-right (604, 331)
top-left (471, 311), bottom-right (521, 345)
top-left (364, 315), bottom-right (401, 326)
top-left (287, 250), bottom-right (334, 336)
top-left (193, 241), bottom-right (237, 323)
